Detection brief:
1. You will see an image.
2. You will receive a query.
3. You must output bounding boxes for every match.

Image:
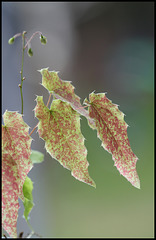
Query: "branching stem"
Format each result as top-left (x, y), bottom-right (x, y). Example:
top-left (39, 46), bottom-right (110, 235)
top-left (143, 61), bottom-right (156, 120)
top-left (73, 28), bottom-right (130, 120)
top-left (24, 31), bottom-right (42, 49)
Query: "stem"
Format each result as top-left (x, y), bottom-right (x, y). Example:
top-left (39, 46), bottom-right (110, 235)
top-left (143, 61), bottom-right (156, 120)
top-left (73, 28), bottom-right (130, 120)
top-left (46, 92), bottom-right (52, 107)
top-left (29, 122), bottom-right (38, 136)
top-left (29, 123), bottom-right (38, 136)
top-left (24, 31), bottom-right (42, 49)
top-left (20, 32), bottom-right (26, 114)
top-left (26, 220), bottom-right (42, 238)
top-left (14, 32), bottom-right (22, 39)
top-left (76, 105), bottom-right (88, 110)
top-left (29, 93), bottom-right (52, 136)
top-left (26, 220), bottom-right (34, 233)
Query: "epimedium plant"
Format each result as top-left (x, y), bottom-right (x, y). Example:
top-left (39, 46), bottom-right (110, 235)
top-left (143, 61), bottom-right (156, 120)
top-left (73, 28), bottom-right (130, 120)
top-left (2, 31), bottom-right (140, 238)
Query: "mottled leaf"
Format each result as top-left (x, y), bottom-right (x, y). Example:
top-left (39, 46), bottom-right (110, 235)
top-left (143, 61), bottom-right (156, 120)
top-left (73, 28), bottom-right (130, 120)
top-left (2, 111), bottom-right (33, 238)
top-left (38, 68), bottom-right (95, 128)
top-left (22, 176), bottom-right (34, 221)
top-left (84, 92), bottom-right (140, 189)
top-left (34, 96), bottom-right (95, 187)
top-left (30, 150), bottom-right (44, 164)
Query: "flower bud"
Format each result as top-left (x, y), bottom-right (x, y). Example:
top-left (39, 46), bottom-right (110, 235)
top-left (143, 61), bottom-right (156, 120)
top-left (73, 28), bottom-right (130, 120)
top-left (8, 37), bottom-right (15, 44)
top-left (40, 35), bottom-right (47, 45)
top-left (27, 48), bottom-right (33, 57)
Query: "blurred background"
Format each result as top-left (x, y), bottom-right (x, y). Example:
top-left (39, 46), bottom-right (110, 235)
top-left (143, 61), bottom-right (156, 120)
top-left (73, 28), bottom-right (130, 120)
top-left (2, 2), bottom-right (154, 238)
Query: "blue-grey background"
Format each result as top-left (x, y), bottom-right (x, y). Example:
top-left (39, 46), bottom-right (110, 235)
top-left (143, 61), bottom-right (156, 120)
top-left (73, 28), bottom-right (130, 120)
top-left (2, 2), bottom-right (154, 238)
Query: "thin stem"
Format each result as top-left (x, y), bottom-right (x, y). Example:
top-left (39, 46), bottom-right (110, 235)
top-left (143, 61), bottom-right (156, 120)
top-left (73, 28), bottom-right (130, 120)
top-left (26, 231), bottom-right (42, 238)
top-left (20, 31), bottom-right (26, 115)
top-left (46, 92), bottom-right (52, 107)
top-left (26, 220), bottom-right (34, 233)
top-left (24, 31), bottom-right (42, 49)
top-left (25, 220), bottom-right (42, 238)
top-left (29, 93), bottom-right (52, 136)
top-left (76, 105), bottom-right (88, 110)
top-left (14, 32), bottom-right (22, 39)
top-left (29, 122), bottom-right (38, 137)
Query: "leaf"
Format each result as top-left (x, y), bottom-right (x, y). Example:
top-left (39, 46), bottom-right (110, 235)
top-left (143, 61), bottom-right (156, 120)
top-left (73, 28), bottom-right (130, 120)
top-left (2, 111), bottom-right (33, 238)
top-left (38, 68), bottom-right (95, 128)
top-left (22, 176), bottom-right (34, 221)
top-left (30, 150), bottom-right (44, 164)
top-left (84, 92), bottom-right (140, 189)
top-left (34, 96), bottom-right (96, 187)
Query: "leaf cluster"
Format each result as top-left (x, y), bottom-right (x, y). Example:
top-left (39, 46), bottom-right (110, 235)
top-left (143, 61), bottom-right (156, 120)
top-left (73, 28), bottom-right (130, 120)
top-left (2, 38), bottom-right (140, 238)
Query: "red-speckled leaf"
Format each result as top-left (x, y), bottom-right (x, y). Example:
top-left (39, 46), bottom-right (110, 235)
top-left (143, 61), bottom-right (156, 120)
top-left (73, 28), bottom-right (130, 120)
top-left (84, 92), bottom-right (140, 189)
top-left (2, 111), bottom-right (33, 238)
top-left (34, 96), bottom-right (95, 187)
top-left (38, 68), bottom-right (95, 128)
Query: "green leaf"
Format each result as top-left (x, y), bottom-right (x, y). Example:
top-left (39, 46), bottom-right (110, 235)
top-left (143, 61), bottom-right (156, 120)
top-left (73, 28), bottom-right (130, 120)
top-left (34, 96), bottom-right (96, 187)
top-left (30, 150), bottom-right (44, 164)
top-left (2, 111), bottom-right (33, 238)
top-left (84, 92), bottom-right (140, 189)
top-left (38, 68), bottom-right (95, 128)
top-left (22, 176), bottom-right (34, 221)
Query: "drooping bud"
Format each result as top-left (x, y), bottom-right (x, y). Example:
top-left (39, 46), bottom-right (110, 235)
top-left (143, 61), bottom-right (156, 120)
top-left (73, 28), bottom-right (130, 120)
top-left (40, 34), bottom-right (47, 45)
top-left (8, 37), bottom-right (15, 44)
top-left (27, 48), bottom-right (33, 57)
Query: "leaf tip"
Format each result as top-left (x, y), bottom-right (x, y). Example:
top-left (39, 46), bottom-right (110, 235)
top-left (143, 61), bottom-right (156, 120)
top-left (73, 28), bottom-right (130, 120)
top-left (134, 181), bottom-right (140, 189)
top-left (92, 181), bottom-right (96, 188)
top-left (38, 67), bottom-right (49, 74)
top-left (56, 70), bottom-right (60, 75)
top-left (83, 97), bottom-right (90, 106)
top-left (34, 94), bottom-right (39, 101)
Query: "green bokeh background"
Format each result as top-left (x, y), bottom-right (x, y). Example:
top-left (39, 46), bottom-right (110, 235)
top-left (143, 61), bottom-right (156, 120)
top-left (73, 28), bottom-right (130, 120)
top-left (2, 2), bottom-right (154, 238)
